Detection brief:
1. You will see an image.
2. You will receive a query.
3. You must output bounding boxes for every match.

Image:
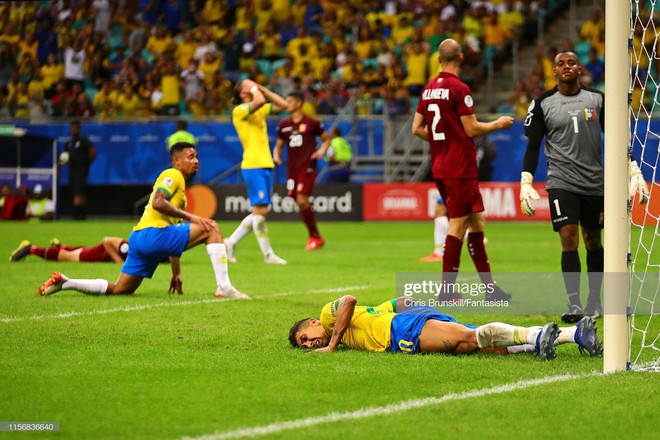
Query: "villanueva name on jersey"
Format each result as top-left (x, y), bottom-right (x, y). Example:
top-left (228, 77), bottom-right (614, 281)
top-left (422, 88), bottom-right (450, 101)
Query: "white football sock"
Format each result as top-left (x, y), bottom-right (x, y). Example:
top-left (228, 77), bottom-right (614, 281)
top-left (555, 326), bottom-right (577, 345)
top-left (476, 323), bottom-right (543, 348)
top-left (253, 214), bottom-right (274, 257)
top-left (506, 344), bottom-right (536, 354)
top-left (62, 278), bottom-right (109, 295)
top-left (434, 216), bottom-right (449, 256)
top-left (228, 214), bottom-right (254, 245)
top-left (206, 243), bottom-right (232, 291)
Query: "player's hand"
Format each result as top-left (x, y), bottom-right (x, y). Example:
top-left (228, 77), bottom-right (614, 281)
top-left (190, 214), bottom-right (216, 232)
top-left (273, 154), bottom-right (282, 165)
top-left (629, 160), bottom-right (650, 204)
top-left (497, 116), bottom-right (515, 130)
top-left (315, 346), bottom-right (335, 353)
top-left (169, 274), bottom-right (183, 294)
top-left (520, 171), bottom-right (540, 216)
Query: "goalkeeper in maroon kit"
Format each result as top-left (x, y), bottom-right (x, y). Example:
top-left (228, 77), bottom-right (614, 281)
top-left (274, 92), bottom-right (331, 251)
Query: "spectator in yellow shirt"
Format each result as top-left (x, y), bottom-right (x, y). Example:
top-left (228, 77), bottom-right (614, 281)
top-left (146, 25), bottom-right (172, 58)
top-left (116, 83), bottom-right (143, 118)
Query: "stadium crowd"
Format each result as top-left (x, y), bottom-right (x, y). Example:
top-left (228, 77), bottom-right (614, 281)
top-left (0, 0), bottom-right (569, 121)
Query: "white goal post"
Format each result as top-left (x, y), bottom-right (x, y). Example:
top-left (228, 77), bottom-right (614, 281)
top-left (603, 0), bottom-right (630, 373)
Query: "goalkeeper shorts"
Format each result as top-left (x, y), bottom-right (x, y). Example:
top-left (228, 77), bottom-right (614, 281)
top-left (547, 188), bottom-right (604, 231)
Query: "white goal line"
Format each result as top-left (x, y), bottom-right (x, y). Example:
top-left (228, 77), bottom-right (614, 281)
top-left (0, 285), bottom-right (373, 323)
top-left (182, 372), bottom-right (601, 440)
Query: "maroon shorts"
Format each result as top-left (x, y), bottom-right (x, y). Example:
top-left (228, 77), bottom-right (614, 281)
top-left (435, 178), bottom-right (484, 218)
top-left (287, 168), bottom-right (317, 198)
top-left (79, 243), bottom-right (112, 262)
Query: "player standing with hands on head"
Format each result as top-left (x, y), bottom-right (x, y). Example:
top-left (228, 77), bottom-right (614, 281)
top-left (38, 142), bottom-right (247, 299)
top-left (520, 51), bottom-right (649, 323)
top-left (412, 38), bottom-right (514, 301)
top-left (274, 92), bottom-right (331, 251)
top-left (224, 79), bottom-right (288, 265)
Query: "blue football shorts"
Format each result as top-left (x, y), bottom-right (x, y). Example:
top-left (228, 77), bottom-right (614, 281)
top-left (390, 306), bottom-right (476, 354)
top-left (242, 168), bottom-right (273, 206)
top-left (122, 223), bottom-right (190, 278)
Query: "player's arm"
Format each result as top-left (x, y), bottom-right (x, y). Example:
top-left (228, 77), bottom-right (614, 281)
top-left (257, 83), bottom-right (287, 113)
top-left (151, 188), bottom-right (215, 230)
top-left (101, 237), bottom-right (126, 263)
top-left (459, 114), bottom-right (514, 138)
top-left (411, 112), bottom-right (429, 141)
top-left (520, 99), bottom-right (545, 215)
top-left (273, 137), bottom-right (284, 165)
top-left (317, 295), bottom-right (357, 352)
top-left (311, 130), bottom-right (331, 159)
top-left (242, 79), bottom-right (266, 113)
top-left (169, 256), bottom-right (183, 294)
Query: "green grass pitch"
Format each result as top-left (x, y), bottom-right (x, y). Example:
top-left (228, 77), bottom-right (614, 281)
top-left (0, 220), bottom-right (657, 439)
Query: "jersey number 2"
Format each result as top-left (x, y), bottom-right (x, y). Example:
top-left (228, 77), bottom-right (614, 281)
top-left (428, 103), bottom-right (446, 141)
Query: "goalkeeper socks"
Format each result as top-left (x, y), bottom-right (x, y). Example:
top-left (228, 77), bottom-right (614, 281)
top-left (555, 326), bottom-right (577, 345)
top-left (561, 250), bottom-right (582, 307)
top-left (476, 323), bottom-right (541, 348)
top-left (31, 246), bottom-right (61, 261)
top-left (586, 247), bottom-right (604, 305)
top-left (206, 243), bottom-right (232, 291)
top-left (467, 232), bottom-right (494, 285)
top-left (300, 206), bottom-right (320, 238)
top-left (228, 214), bottom-right (254, 245)
top-left (434, 216), bottom-right (449, 256)
top-left (253, 215), bottom-right (274, 257)
top-left (62, 278), bottom-right (109, 295)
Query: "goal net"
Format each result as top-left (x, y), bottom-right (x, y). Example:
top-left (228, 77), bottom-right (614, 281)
top-left (628, 0), bottom-right (660, 372)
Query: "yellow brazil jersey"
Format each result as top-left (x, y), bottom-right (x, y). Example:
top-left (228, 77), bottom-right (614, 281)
top-left (134, 168), bottom-right (187, 230)
top-left (320, 300), bottom-right (397, 352)
top-left (232, 103), bottom-right (275, 169)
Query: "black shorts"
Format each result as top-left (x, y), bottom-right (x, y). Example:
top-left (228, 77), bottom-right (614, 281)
top-left (69, 167), bottom-right (89, 196)
top-left (547, 188), bottom-right (604, 231)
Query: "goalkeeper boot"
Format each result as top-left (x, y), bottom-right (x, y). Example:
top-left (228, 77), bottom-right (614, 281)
top-left (486, 285), bottom-right (512, 301)
top-left (535, 322), bottom-right (560, 361)
top-left (10, 240), bottom-right (32, 262)
top-left (38, 272), bottom-right (68, 296)
top-left (214, 285), bottom-right (250, 299)
top-left (584, 301), bottom-right (602, 320)
top-left (561, 304), bottom-right (584, 324)
top-left (574, 316), bottom-right (603, 357)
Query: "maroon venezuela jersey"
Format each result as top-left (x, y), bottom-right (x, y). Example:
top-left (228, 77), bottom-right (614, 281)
top-left (276, 115), bottom-right (325, 174)
top-left (416, 72), bottom-right (478, 180)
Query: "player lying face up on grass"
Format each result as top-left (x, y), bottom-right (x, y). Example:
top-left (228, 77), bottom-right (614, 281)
top-left (37, 142), bottom-right (248, 299)
top-left (289, 296), bottom-right (602, 360)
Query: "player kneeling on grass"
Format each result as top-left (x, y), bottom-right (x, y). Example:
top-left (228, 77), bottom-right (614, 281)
top-left (289, 296), bottom-right (602, 360)
top-left (37, 142), bottom-right (248, 299)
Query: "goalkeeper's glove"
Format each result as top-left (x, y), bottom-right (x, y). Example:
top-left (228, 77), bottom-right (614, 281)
top-left (520, 171), bottom-right (540, 216)
top-left (629, 160), bottom-right (650, 204)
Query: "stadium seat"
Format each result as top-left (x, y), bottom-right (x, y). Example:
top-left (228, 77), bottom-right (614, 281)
top-left (256, 59), bottom-right (273, 78)
top-left (271, 59), bottom-right (286, 72)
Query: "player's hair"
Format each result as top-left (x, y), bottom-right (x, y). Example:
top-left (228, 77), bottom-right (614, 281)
top-left (288, 318), bottom-right (312, 348)
top-left (331, 127), bottom-right (342, 136)
top-left (438, 39), bottom-right (462, 65)
top-left (169, 142), bottom-right (195, 158)
top-left (176, 120), bottom-right (187, 131)
top-left (553, 50), bottom-right (580, 66)
top-left (70, 120), bottom-right (81, 128)
top-left (233, 80), bottom-right (244, 104)
top-left (287, 92), bottom-right (303, 103)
